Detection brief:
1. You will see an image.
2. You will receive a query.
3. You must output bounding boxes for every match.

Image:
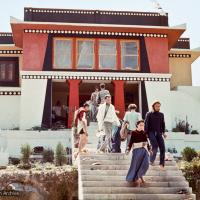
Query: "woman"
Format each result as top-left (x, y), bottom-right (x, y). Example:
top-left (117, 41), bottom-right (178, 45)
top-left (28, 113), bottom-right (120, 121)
top-left (126, 120), bottom-right (150, 186)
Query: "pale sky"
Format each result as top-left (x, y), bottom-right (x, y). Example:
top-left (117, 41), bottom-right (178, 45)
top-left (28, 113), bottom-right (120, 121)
top-left (0, 0), bottom-right (199, 85)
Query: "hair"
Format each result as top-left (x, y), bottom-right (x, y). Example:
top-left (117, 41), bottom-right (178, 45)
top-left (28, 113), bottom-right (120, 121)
top-left (105, 94), bottom-right (111, 99)
top-left (83, 102), bottom-right (90, 107)
top-left (100, 83), bottom-right (105, 89)
top-left (128, 104), bottom-right (137, 110)
top-left (152, 101), bottom-right (161, 111)
top-left (56, 100), bottom-right (61, 106)
top-left (95, 85), bottom-right (99, 90)
top-left (136, 120), bottom-right (144, 127)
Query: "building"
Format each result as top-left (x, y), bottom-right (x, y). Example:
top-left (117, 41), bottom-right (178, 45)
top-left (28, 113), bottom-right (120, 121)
top-left (0, 7), bottom-right (200, 132)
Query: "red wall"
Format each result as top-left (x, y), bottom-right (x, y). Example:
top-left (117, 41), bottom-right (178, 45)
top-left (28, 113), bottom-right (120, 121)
top-left (145, 37), bottom-right (169, 73)
top-left (23, 33), bottom-right (48, 71)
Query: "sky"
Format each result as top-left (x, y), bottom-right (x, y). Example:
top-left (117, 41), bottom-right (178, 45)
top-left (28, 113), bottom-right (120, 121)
top-left (0, 0), bottom-right (199, 85)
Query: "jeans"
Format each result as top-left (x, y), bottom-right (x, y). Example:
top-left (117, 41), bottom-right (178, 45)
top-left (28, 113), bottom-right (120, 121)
top-left (148, 131), bottom-right (165, 166)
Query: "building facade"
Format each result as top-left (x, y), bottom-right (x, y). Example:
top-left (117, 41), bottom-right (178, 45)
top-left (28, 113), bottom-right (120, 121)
top-left (0, 7), bottom-right (200, 131)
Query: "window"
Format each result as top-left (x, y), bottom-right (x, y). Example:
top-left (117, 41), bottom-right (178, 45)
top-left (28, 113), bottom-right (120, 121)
top-left (99, 40), bottom-right (116, 69)
top-left (54, 39), bottom-right (72, 68)
top-left (77, 40), bottom-right (94, 69)
top-left (0, 61), bottom-right (15, 81)
top-left (121, 41), bottom-right (139, 70)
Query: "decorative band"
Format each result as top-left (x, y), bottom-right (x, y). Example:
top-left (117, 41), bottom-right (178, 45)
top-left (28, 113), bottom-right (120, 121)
top-left (0, 50), bottom-right (23, 54)
top-left (21, 75), bottom-right (170, 82)
top-left (24, 29), bottom-right (168, 38)
top-left (169, 53), bottom-right (191, 58)
top-left (0, 91), bottom-right (21, 95)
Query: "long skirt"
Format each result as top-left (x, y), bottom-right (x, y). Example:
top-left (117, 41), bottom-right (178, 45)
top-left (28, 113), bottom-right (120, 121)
top-left (126, 147), bottom-right (149, 182)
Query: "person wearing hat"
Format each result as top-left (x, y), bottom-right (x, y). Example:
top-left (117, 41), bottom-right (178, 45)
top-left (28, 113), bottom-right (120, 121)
top-left (144, 101), bottom-right (167, 170)
top-left (96, 83), bottom-right (110, 105)
top-left (96, 94), bottom-right (120, 152)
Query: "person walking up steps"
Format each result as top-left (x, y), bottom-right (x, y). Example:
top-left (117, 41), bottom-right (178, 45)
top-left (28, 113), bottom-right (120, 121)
top-left (96, 83), bottom-right (110, 105)
top-left (123, 104), bottom-right (142, 151)
top-left (144, 101), bottom-right (167, 170)
top-left (96, 94), bottom-right (120, 153)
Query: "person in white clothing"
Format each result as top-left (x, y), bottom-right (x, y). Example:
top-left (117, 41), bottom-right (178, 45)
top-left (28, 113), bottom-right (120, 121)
top-left (123, 104), bottom-right (142, 151)
top-left (96, 94), bottom-right (120, 153)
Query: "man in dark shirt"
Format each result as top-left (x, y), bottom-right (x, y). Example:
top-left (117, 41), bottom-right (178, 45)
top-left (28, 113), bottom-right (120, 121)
top-left (144, 101), bottom-right (167, 170)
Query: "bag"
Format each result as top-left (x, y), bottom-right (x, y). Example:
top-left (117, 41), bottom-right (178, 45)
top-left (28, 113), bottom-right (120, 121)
top-left (120, 123), bottom-right (128, 141)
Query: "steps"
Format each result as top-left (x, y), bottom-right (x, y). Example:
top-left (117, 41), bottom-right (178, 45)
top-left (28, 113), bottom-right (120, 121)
top-left (77, 122), bottom-right (195, 200)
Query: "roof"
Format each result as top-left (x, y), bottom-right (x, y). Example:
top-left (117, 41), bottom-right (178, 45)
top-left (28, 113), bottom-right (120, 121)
top-left (24, 7), bottom-right (168, 27)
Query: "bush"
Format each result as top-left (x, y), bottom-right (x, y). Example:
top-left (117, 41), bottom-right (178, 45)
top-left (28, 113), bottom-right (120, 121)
top-left (9, 157), bottom-right (20, 165)
top-left (181, 147), bottom-right (198, 162)
top-left (43, 148), bottom-right (54, 163)
top-left (55, 142), bottom-right (67, 166)
top-left (21, 144), bottom-right (31, 165)
top-left (191, 130), bottom-right (199, 135)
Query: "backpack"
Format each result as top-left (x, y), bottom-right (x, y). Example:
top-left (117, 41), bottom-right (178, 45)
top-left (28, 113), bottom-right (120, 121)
top-left (120, 122), bottom-right (129, 141)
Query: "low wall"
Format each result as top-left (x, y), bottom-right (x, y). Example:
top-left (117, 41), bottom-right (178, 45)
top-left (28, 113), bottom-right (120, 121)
top-left (0, 130), bottom-right (72, 157)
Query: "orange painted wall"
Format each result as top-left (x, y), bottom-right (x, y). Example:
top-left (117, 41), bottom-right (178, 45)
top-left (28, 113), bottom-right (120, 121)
top-left (23, 33), bottom-right (48, 71)
top-left (144, 37), bottom-right (169, 73)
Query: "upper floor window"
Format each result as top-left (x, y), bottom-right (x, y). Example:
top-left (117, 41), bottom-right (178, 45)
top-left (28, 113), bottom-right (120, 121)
top-left (77, 40), bottom-right (94, 69)
top-left (99, 40), bottom-right (116, 69)
top-left (121, 41), bottom-right (139, 70)
top-left (0, 61), bottom-right (15, 81)
top-left (53, 39), bottom-right (72, 69)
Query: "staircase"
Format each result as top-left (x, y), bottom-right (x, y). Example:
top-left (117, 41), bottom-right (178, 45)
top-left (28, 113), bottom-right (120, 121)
top-left (77, 122), bottom-right (195, 200)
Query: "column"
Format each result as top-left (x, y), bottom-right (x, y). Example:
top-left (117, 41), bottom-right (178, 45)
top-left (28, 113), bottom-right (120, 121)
top-left (67, 79), bottom-right (81, 128)
top-left (112, 80), bottom-right (125, 119)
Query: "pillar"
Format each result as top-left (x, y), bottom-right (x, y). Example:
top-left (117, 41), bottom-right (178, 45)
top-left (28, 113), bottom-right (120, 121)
top-left (67, 79), bottom-right (81, 128)
top-left (112, 80), bottom-right (125, 119)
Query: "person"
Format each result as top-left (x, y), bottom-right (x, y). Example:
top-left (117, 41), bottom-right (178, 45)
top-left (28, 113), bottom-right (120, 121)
top-left (123, 104), bottom-right (142, 151)
top-left (144, 101), bottom-right (167, 170)
top-left (74, 103), bottom-right (90, 158)
top-left (111, 111), bottom-right (123, 153)
top-left (126, 120), bottom-right (150, 186)
top-left (96, 94), bottom-right (120, 153)
top-left (52, 100), bottom-right (62, 123)
top-left (96, 83), bottom-right (110, 104)
top-left (90, 86), bottom-right (99, 121)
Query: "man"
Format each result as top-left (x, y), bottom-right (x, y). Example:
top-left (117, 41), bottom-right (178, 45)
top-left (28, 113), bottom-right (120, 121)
top-left (144, 101), bottom-right (167, 170)
top-left (90, 86), bottom-right (99, 121)
top-left (123, 104), bottom-right (142, 151)
top-left (74, 103), bottom-right (90, 158)
top-left (96, 94), bottom-right (120, 152)
top-left (96, 83), bottom-right (110, 104)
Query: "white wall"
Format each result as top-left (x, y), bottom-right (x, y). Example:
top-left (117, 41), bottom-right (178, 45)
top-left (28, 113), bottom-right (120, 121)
top-left (170, 86), bottom-right (200, 132)
top-left (0, 130), bottom-right (72, 157)
top-left (20, 79), bottom-right (47, 130)
top-left (0, 87), bottom-right (20, 129)
top-left (144, 81), bottom-right (172, 130)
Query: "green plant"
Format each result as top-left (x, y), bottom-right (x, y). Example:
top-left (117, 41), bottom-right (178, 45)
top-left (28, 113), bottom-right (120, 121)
top-left (43, 148), bottom-right (54, 163)
top-left (191, 130), bottom-right (199, 135)
top-left (20, 144), bottom-right (31, 165)
top-left (55, 142), bottom-right (67, 166)
top-left (181, 147), bottom-right (198, 162)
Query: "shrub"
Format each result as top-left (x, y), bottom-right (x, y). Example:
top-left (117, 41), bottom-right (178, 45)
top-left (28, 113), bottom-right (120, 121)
top-left (191, 130), bottom-right (199, 135)
top-left (9, 157), bottom-right (20, 165)
top-left (55, 142), bottom-right (67, 166)
top-left (181, 147), bottom-right (198, 162)
top-left (43, 148), bottom-right (54, 163)
top-left (20, 144), bottom-right (31, 169)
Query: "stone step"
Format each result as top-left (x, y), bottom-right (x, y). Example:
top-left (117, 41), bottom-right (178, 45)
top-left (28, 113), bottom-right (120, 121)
top-left (80, 164), bottom-right (179, 170)
top-left (83, 193), bottom-right (195, 200)
top-left (82, 180), bottom-right (189, 187)
top-left (80, 154), bottom-right (173, 161)
top-left (80, 159), bottom-right (177, 166)
top-left (83, 187), bottom-right (192, 194)
top-left (81, 175), bottom-right (186, 182)
top-left (81, 170), bottom-right (183, 176)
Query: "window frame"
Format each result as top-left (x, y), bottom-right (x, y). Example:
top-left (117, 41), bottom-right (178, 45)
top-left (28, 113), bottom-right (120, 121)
top-left (0, 57), bottom-right (19, 87)
top-left (120, 40), bottom-right (140, 71)
top-left (53, 37), bottom-right (73, 69)
top-left (98, 39), bottom-right (117, 70)
top-left (76, 38), bottom-right (95, 69)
